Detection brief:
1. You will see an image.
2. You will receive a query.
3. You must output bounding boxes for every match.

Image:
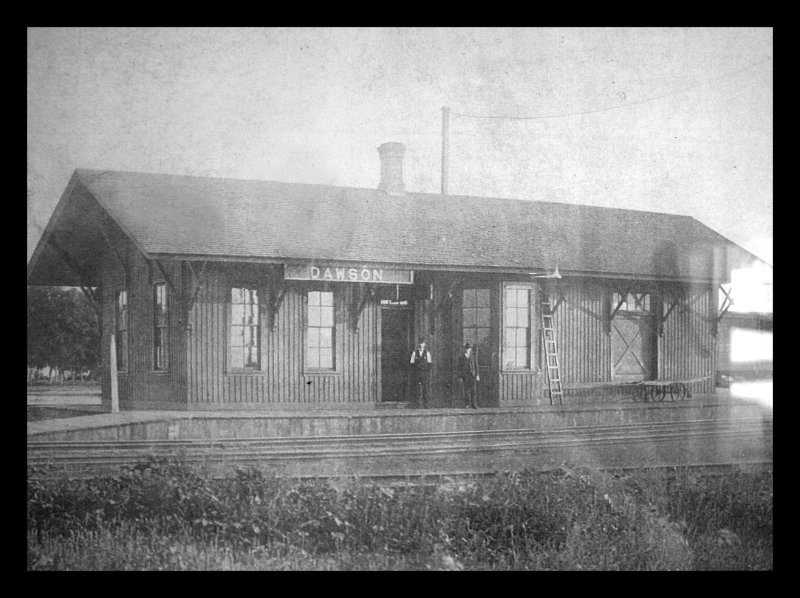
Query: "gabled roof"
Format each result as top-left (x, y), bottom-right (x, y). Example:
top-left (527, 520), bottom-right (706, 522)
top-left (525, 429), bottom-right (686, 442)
top-left (28, 168), bottom-right (767, 286)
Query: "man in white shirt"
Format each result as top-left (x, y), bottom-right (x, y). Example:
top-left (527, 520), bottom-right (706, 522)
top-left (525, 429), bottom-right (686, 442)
top-left (409, 339), bottom-right (432, 408)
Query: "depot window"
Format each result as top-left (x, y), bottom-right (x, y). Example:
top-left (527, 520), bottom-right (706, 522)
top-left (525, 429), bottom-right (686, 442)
top-left (503, 285), bottom-right (533, 370)
top-left (153, 282), bottom-right (168, 371)
top-left (116, 290), bottom-right (128, 371)
top-left (462, 288), bottom-right (490, 366)
top-left (230, 287), bottom-right (261, 370)
top-left (306, 291), bottom-right (335, 370)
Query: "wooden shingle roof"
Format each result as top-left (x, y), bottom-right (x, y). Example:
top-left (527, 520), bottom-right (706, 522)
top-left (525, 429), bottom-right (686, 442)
top-left (28, 168), bottom-right (764, 285)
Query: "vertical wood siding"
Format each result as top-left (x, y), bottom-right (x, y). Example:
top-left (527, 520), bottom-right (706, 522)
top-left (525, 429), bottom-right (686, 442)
top-left (187, 266), bottom-right (378, 407)
top-left (102, 257), bottom-right (717, 408)
top-left (100, 237), bottom-right (187, 407)
top-left (659, 286), bottom-right (716, 394)
top-left (552, 282), bottom-right (610, 386)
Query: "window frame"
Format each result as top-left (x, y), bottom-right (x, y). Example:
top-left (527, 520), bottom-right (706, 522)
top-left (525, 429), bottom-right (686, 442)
top-left (612, 291), bottom-right (653, 315)
top-left (501, 282), bottom-right (537, 372)
top-left (304, 288), bottom-right (338, 374)
top-left (461, 288), bottom-right (491, 368)
top-left (227, 285), bottom-right (262, 373)
top-left (152, 281), bottom-right (169, 372)
top-left (115, 289), bottom-right (129, 373)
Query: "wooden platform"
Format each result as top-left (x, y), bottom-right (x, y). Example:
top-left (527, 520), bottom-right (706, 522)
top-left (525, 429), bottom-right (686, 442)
top-left (27, 396), bottom-right (772, 479)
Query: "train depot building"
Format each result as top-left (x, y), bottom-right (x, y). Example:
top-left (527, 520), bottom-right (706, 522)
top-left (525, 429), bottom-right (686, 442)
top-left (28, 142), bottom-right (767, 415)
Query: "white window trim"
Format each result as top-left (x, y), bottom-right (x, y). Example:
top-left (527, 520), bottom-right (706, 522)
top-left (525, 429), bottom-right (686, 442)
top-left (501, 282), bottom-right (537, 372)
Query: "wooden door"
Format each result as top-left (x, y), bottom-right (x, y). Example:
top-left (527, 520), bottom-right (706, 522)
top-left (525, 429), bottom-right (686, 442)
top-left (611, 315), bottom-right (656, 382)
top-left (380, 308), bottom-right (412, 402)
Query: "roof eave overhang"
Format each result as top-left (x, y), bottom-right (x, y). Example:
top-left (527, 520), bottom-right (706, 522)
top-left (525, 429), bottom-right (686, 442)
top-left (147, 252), bottom-right (722, 285)
top-left (27, 172), bottom-right (153, 287)
top-left (27, 172), bottom-right (81, 285)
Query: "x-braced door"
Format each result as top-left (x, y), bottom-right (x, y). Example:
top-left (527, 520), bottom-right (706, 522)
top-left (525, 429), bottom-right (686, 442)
top-left (611, 314), bottom-right (657, 382)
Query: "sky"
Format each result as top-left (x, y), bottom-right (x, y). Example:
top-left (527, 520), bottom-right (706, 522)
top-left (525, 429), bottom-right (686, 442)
top-left (27, 27), bottom-right (773, 271)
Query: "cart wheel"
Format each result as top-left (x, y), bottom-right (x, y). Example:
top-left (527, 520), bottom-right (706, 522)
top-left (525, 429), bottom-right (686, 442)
top-left (668, 384), bottom-right (677, 402)
top-left (656, 385), bottom-right (667, 402)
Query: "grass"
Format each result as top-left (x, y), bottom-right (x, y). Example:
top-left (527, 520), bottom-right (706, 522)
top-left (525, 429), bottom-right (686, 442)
top-left (27, 458), bottom-right (772, 571)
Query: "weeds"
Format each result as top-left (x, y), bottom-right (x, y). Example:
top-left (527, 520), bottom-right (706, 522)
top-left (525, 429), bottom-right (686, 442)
top-left (27, 457), bottom-right (773, 570)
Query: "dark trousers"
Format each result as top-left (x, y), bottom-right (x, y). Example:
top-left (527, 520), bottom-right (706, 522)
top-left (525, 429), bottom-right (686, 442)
top-left (413, 373), bottom-right (430, 407)
top-left (461, 377), bottom-right (477, 408)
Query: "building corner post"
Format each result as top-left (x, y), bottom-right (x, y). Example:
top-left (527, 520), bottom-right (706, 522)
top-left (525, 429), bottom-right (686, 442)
top-left (110, 332), bottom-right (119, 413)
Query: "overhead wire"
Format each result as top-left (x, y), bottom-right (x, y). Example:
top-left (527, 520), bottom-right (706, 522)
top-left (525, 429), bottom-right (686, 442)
top-left (449, 56), bottom-right (772, 121)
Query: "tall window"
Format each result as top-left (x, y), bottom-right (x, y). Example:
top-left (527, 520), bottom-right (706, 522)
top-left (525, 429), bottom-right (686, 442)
top-left (230, 287), bottom-right (260, 370)
top-left (115, 290), bottom-right (128, 371)
top-left (463, 289), bottom-right (490, 365)
top-left (153, 283), bottom-right (168, 370)
top-left (504, 287), bottom-right (531, 369)
top-left (307, 291), bottom-right (334, 370)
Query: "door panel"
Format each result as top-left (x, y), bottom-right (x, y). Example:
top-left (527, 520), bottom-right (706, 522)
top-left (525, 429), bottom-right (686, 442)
top-left (611, 315), bottom-right (656, 382)
top-left (381, 308), bottom-right (412, 402)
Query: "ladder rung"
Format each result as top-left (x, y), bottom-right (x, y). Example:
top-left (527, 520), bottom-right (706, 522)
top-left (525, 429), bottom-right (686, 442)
top-left (542, 310), bottom-right (561, 403)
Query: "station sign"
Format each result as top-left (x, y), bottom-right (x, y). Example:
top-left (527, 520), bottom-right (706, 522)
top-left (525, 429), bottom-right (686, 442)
top-left (284, 264), bottom-right (414, 284)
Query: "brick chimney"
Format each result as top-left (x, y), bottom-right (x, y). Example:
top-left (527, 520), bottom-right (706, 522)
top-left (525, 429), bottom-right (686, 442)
top-left (377, 142), bottom-right (406, 195)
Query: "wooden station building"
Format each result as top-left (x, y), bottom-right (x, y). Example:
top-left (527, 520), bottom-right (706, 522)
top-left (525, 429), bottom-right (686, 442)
top-left (27, 142), bottom-right (765, 412)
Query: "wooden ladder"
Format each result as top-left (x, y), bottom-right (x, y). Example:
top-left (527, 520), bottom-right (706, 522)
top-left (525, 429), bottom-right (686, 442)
top-left (541, 299), bottom-right (563, 405)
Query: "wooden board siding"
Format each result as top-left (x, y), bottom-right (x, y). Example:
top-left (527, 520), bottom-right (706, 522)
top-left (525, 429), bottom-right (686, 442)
top-left (552, 282), bottom-right (610, 389)
top-left (100, 238), bottom-right (188, 409)
top-left (99, 255), bottom-right (717, 410)
top-left (499, 372), bottom-right (545, 406)
top-left (187, 265), bottom-right (378, 408)
top-left (659, 286), bottom-right (716, 395)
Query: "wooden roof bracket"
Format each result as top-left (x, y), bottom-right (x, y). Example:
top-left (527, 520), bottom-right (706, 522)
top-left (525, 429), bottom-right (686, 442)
top-left (658, 296), bottom-right (680, 337)
top-left (540, 279), bottom-right (565, 315)
top-left (79, 284), bottom-right (101, 317)
top-left (604, 287), bottom-right (628, 335)
top-left (46, 237), bottom-right (101, 316)
top-left (267, 273), bottom-right (287, 333)
top-left (154, 259), bottom-right (178, 297)
top-left (154, 258), bottom-right (186, 325)
top-left (679, 290), bottom-right (709, 321)
top-left (548, 289), bottom-right (566, 315)
top-left (352, 283), bottom-right (375, 333)
top-left (710, 283), bottom-right (735, 337)
top-left (97, 221), bottom-right (130, 283)
top-left (431, 281), bottom-right (457, 336)
top-left (185, 260), bottom-right (208, 313)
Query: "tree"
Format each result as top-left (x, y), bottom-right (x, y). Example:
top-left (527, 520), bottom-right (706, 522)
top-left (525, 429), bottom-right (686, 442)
top-left (27, 286), bottom-right (100, 383)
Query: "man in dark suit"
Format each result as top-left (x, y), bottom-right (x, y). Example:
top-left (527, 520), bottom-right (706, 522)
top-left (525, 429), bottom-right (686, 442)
top-left (458, 343), bottom-right (480, 409)
top-left (409, 339), bottom-right (432, 408)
